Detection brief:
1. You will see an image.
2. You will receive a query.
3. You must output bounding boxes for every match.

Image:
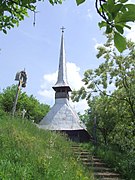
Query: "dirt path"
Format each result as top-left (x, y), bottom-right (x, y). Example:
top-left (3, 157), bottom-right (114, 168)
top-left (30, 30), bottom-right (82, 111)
top-left (72, 144), bottom-right (124, 180)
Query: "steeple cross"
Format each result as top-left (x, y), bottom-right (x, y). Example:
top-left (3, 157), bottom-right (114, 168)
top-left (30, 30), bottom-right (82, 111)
top-left (61, 26), bottom-right (65, 33)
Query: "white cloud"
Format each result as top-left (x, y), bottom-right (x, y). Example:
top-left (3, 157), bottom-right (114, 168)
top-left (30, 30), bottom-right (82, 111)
top-left (126, 23), bottom-right (135, 42)
top-left (93, 37), bottom-right (115, 53)
top-left (38, 72), bottom-right (56, 105)
top-left (92, 38), bottom-right (103, 51)
top-left (38, 62), bottom-right (88, 114)
top-left (67, 62), bottom-right (83, 89)
top-left (87, 8), bottom-right (92, 19)
top-left (40, 72), bottom-right (57, 89)
top-left (70, 99), bottom-right (88, 114)
top-left (128, 0), bottom-right (135, 3)
top-left (72, 6), bottom-right (93, 21)
top-left (94, 42), bottom-right (103, 51)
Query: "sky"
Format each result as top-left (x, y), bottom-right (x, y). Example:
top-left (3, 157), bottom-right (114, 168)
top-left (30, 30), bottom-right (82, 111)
top-left (0, 0), bottom-right (135, 114)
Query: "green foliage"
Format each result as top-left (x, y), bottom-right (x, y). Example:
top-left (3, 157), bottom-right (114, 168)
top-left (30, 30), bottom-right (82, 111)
top-left (114, 31), bottom-right (126, 53)
top-left (0, 108), bottom-right (7, 118)
top-left (71, 38), bottom-right (135, 179)
top-left (0, 115), bottom-right (91, 179)
top-left (76, 0), bottom-right (85, 6)
top-left (81, 142), bottom-right (135, 179)
top-left (1, 0), bottom-right (135, 53)
top-left (93, 144), bottom-right (135, 179)
top-left (96, 0), bottom-right (135, 52)
top-left (49, 0), bottom-right (63, 5)
top-left (0, 84), bottom-right (50, 123)
top-left (19, 93), bottom-right (50, 123)
top-left (0, 85), bottom-right (16, 112)
top-left (0, 0), bottom-right (36, 33)
top-left (0, 0), bottom-right (62, 33)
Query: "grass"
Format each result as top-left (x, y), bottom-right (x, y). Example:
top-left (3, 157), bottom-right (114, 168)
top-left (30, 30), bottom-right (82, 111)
top-left (80, 142), bottom-right (135, 180)
top-left (94, 145), bottom-right (135, 180)
top-left (0, 113), bottom-right (93, 180)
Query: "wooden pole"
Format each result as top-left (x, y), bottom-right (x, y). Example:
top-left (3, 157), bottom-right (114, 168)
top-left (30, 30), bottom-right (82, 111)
top-left (12, 80), bottom-right (22, 117)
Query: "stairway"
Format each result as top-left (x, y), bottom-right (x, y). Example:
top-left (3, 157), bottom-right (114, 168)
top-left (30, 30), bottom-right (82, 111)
top-left (72, 144), bottom-right (124, 180)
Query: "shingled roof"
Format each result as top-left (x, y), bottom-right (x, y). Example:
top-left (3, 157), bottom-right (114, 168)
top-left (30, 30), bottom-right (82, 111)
top-left (38, 29), bottom-right (90, 142)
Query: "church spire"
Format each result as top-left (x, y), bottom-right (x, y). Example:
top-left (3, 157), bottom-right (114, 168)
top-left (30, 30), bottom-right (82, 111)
top-left (39, 28), bottom-right (90, 142)
top-left (53, 27), bottom-right (71, 92)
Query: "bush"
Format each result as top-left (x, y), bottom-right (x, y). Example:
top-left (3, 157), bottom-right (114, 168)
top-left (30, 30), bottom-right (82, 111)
top-left (83, 143), bottom-right (135, 180)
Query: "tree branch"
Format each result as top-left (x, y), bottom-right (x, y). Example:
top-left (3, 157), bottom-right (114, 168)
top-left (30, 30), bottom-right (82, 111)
top-left (95, 0), bottom-right (114, 27)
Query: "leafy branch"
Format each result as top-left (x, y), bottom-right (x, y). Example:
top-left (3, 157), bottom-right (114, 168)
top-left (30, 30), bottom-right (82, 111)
top-left (1, 0), bottom-right (135, 52)
top-left (95, 0), bottom-right (113, 27)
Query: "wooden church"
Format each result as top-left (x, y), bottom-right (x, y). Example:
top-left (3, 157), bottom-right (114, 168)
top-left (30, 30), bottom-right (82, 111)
top-left (39, 28), bottom-right (91, 142)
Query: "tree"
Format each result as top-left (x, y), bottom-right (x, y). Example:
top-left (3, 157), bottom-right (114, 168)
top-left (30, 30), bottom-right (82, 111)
top-left (71, 37), bottom-right (135, 151)
top-left (0, 0), bottom-right (36, 33)
top-left (89, 95), bottom-right (117, 145)
top-left (0, 0), bottom-right (63, 33)
top-left (0, 0), bottom-right (135, 52)
top-left (96, 37), bottom-right (135, 119)
top-left (19, 93), bottom-right (50, 123)
top-left (0, 84), bottom-right (50, 123)
top-left (72, 37), bottom-right (135, 117)
top-left (94, 0), bottom-right (135, 52)
top-left (0, 84), bottom-right (16, 112)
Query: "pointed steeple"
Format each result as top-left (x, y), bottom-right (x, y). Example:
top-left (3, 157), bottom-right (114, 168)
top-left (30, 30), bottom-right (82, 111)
top-left (39, 28), bottom-right (91, 142)
top-left (53, 27), bottom-right (71, 92)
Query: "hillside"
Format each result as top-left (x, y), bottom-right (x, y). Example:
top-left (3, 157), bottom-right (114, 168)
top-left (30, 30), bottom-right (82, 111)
top-left (0, 113), bottom-right (93, 180)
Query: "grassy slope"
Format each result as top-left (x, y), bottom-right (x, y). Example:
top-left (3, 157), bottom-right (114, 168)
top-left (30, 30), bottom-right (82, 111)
top-left (0, 114), bottom-right (93, 180)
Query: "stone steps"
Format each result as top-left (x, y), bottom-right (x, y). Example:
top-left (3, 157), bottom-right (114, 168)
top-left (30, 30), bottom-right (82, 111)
top-left (72, 144), bottom-right (124, 180)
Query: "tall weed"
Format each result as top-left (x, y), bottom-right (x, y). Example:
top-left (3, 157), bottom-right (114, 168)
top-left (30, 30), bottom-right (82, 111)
top-left (0, 116), bottom-right (92, 180)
